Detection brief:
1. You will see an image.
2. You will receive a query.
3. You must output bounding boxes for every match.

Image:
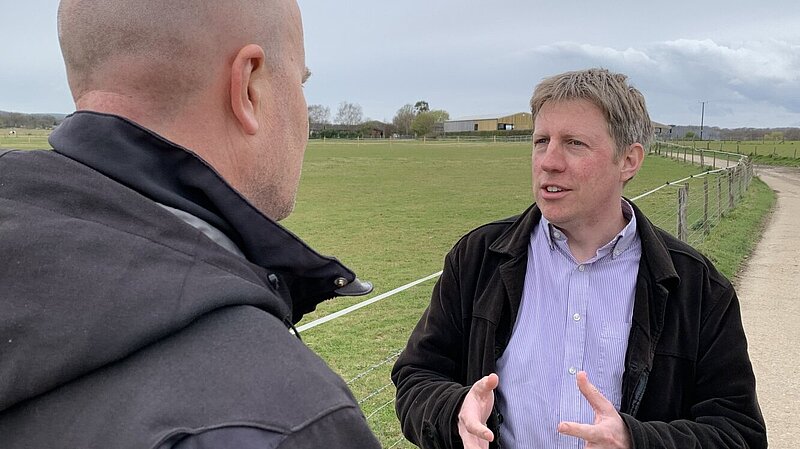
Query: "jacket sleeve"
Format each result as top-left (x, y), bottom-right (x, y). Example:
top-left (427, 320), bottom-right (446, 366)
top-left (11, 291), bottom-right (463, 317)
top-left (276, 406), bottom-right (382, 449)
top-left (166, 407), bottom-right (381, 449)
top-left (392, 251), bottom-right (472, 449)
top-left (621, 285), bottom-right (767, 449)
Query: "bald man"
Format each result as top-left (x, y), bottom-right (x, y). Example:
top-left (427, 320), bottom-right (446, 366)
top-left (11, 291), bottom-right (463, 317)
top-left (0, 0), bottom-right (381, 448)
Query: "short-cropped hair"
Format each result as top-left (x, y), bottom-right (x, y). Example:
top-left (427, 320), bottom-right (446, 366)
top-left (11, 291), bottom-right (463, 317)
top-left (530, 68), bottom-right (653, 160)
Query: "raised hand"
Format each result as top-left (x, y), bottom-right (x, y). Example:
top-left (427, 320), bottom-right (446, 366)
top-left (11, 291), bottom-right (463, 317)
top-left (457, 373), bottom-right (499, 449)
top-left (557, 371), bottom-right (631, 449)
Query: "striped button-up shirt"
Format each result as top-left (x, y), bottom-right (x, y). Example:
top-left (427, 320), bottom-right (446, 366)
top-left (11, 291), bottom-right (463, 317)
top-left (496, 200), bottom-right (641, 449)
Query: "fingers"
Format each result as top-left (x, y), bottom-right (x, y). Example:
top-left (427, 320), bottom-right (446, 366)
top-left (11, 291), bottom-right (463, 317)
top-left (457, 374), bottom-right (499, 445)
top-left (576, 371), bottom-right (614, 415)
top-left (558, 421), bottom-right (598, 440)
top-left (465, 420), bottom-right (494, 442)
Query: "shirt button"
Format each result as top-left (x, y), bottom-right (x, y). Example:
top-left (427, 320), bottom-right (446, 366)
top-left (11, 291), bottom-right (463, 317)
top-left (568, 367), bottom-right (577, 375)
top-left (613, 250), bottom-right (621, 257)
top-left (573, 313), bottom-right (581, 321)
top-left (553, 231), bottom-right (562, 239)
top-left (578, 265), bottom-right (585, 272)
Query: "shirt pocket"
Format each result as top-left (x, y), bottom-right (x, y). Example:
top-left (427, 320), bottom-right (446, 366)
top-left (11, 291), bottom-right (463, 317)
top-left (598, 321), bottom-right (631, 410)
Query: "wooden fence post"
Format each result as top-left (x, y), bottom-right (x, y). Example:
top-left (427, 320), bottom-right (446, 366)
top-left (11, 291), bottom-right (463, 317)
top-left (728, 170), bottom-right (735, 209)
top-left (703, 178), bottom-right (710, 235)
top-left (677, 184), bottom-right (688, 242)
top-left (738, 165), bottom-right (744, 200)
top-left (700, 149), bottom-right (705, 168)
top-left (717, 176), bottom-right (723, 219)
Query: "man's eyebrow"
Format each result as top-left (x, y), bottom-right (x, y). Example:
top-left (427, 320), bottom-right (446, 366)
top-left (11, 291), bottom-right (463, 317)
top-left (302, 67), bottom-right (312, 84)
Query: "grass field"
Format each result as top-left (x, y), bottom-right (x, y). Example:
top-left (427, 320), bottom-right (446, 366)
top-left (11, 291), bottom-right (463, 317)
top-left (0, 132), bottom-right (774, 446)
top-left (0, 128), bottom-right (52, 150)
top-left (674, 139), bottom-right (800, 167)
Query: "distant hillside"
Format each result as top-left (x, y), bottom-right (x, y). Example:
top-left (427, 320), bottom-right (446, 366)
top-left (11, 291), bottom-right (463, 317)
top-left (0, 110), bottom-right (66, 129)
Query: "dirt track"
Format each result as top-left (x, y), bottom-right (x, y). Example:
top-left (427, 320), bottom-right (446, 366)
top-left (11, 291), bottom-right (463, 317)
top-left (735, 166), bottom-right (800, 448)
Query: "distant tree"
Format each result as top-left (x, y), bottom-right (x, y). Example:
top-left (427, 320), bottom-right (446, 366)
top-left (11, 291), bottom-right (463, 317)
top-left (0, 111), bottom-right (59, 129)
top-left (392, 104), bottom-right (415, 136)
top-left (412, 109), bottom-right (449, 137)
top-left (684, 131), bottom-right (696, 139)
top-left (335, 101), bottom-right (363, 126)
top-left (307, 104), bottom-right (330, 128)
top-left (764, 131), bottom-right (784, 141)
top-left (413, 100), bottom-right (430, 115)
top-left (429, 109), bottom-right (450, 123)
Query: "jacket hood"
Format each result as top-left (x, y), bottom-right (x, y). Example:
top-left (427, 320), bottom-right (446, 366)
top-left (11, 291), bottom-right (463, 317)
top-left (0, 114), bottom-right (369, 414)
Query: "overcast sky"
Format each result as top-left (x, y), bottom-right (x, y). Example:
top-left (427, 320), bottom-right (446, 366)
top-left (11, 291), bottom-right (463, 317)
top-left (2, 0), bottom-right (799, 128)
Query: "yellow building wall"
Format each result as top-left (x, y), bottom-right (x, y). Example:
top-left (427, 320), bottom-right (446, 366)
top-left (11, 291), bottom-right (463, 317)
top-left (498, 112), bottom-right (533, 130)
top-left (475, 119), bottom-right (498, 132)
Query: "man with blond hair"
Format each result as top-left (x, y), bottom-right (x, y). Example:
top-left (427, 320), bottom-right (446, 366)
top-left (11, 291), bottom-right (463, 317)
top-left (0, 0), bottom-right (380, 447)
top-left (393, 68), bottom-right (766, 449)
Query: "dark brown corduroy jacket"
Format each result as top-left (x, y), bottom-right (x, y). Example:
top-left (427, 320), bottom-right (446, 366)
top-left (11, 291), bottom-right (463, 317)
top-left (392, 203), bottom-right (766, 449)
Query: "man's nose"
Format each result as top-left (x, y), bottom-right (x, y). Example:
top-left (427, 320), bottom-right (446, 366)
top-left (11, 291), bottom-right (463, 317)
top-left (537, 142), bottom-right (566, 172)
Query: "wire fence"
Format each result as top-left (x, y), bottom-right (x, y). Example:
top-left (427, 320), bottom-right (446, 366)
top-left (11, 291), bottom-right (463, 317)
top-left (634, 142), bottom-right (753, 248)
top-left (309, 142), bottom-right (754, 448)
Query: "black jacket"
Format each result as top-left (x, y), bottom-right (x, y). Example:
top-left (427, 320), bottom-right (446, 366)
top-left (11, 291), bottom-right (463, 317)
top-left (392, 203), bottom-right (766, 449)
top-left (0, 112), bottom-right (380, 448)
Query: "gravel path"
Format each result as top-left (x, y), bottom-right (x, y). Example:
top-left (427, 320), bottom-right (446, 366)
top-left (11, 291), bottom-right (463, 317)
top-left (735, 166), bottom-right (800, 448)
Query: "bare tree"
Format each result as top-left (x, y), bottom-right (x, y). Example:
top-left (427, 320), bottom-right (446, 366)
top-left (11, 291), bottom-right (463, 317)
top-left (307, 104), bottom-right (330, 128)
top-left (392, 104), bottom-right (415, 136)
top-left (335, 101), bottom-right (363, 126)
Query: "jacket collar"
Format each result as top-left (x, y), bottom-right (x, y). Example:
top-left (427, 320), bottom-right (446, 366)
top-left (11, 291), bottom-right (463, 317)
top-left (49, 111), bottom-right (370, 321)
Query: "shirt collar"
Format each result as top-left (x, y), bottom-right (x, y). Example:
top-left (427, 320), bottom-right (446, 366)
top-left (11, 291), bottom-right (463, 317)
top-left (539, 199), bottom-right (638, 261)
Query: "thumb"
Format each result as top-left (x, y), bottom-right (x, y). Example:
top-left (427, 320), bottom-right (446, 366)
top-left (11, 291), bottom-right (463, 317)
top-left (475, 373), bottom-right (499, 395)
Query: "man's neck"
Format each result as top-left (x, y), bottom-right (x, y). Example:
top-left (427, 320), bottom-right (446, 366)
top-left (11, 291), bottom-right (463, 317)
top-left (558, 209), bottom-right (629, 264)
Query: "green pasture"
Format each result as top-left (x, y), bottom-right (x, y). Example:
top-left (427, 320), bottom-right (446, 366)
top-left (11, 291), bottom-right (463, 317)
top-left (674, 139), bottom-right (800, 167)
top-left (0, 128), bottom-right (52, 150)
top-left (282, 140), bottom-right (774, 447)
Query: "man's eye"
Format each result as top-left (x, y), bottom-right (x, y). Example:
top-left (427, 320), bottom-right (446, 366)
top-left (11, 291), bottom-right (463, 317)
top-left (534, 138), bottom-right (548, 145)
top-left (568, 139), bottom-right (585, 146)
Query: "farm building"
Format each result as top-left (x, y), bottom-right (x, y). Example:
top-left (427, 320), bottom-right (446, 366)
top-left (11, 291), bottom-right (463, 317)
top-left (444, 112), bottom-right (533, 133)
top-left (652, 121), bottom-right (673, 138)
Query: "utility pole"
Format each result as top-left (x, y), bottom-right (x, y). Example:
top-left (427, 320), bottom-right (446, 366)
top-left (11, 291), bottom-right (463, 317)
top-left (699, 101), bottom-right (707, 140)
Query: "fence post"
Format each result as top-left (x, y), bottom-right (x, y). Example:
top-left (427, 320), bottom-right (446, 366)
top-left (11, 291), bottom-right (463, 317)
top-left (728, 170), bottom-right (735, 209)
top-left (700, 149), bottom-right (705, 168)
top-left (717, 176), bottom-right (723, 220)
top-left (677, 184), bottom-right (688, 242)
top-left (703, 178), bottom-right (710, 235)
top-left (712, 151), bottom-right (716, 168)
top-left (738, 165), bottom-right (744, 200)
top-left (684, 146), bottom-right (688, 163)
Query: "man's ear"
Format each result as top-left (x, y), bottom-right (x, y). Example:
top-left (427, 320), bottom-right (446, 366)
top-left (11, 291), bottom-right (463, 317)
top-left (620, 143), bottom-right (645, 183)
top-left (230, 44), bottom-right (266, 135)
